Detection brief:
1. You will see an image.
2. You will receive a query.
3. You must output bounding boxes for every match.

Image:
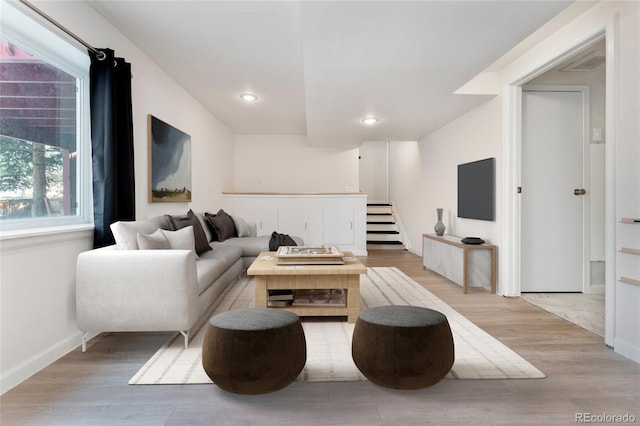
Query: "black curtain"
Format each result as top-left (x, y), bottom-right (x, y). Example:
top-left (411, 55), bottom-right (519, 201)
top-left (89, 49), bottom-right (135, 248)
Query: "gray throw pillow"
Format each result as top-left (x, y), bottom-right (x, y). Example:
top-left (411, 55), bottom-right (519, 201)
top-left (232, 215), bottom-right (256, 238)
top-left (136, 229), bottom-right (170, 250)
top-left (161, 226), bottom-right (196, 251)
top-left (110, 216), bottom-right (167, 250)
top-left (165, 210), bottom-right (212, 256)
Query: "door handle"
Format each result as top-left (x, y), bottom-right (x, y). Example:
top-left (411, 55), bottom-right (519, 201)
top-left (574, 188), bottom-right (587, 196)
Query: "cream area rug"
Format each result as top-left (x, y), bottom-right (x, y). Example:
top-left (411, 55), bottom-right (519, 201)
top-left (129, 267), bottom-right (544, 384)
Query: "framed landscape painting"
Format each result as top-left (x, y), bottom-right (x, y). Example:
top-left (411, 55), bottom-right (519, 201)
top-left (148, 114), bottom-right (191, 202)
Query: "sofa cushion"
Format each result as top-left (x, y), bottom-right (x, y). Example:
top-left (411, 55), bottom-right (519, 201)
top-left (204, 209), bottom-right (236, 242)
top-left (161, 226), bottom-right (196, 251)
top-left (165, 210), bottom-right (212, 256)
top-left (111, 216), bottom-right (168, 250)
top-left (196, 246), bottom-right (243, 295)
top-left (137, 229), bottom-right (170, 249)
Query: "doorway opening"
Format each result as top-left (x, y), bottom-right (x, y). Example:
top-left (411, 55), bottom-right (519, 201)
top-left (517, 37), bottom-right (606, 337)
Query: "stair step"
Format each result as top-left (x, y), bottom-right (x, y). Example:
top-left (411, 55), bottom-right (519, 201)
top-left (367, 222), bottom-right (398, 231)
top-left (367, 230), bottom-right (399, 234)
top-left (367, 214), bottom-right (394, 221)
top-left (367, 243), bottom-right (405, 251)
top-left (367, 212), bottom-right (393, 216)
top-left (367, 240), bottom-right (403, 245)
top-left (367, 220), bottom-right (395, 224)
top-left (367, 206), bottom-right (393, 214)
top-left (367, 233), bottom-right (402, 242)
top-left (367, 203), bottom-right (392, 207)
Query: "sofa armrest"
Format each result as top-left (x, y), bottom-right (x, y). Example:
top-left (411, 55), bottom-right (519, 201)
top-left (76, 246), bottom-right (200, 333)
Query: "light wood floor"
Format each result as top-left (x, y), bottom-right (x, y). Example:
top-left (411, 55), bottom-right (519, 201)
top-left (2, 250), bottom-right (639, 425)
top-left (521, 292), bottom-right (605, 337)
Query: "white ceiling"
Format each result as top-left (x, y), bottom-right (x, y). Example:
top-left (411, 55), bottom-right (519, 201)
top-left (87, 1), bottom-right (574, 147)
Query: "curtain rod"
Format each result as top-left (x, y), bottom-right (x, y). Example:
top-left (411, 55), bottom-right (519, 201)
top-left (18, 0), bottom-right (106, 60)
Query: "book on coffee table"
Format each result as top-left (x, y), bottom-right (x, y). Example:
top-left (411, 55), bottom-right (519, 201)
top-left (277, 246), bottom-right (345, 265)
top-left (268, 300), bottom-right (292, 307)
top-left (268, 289), bottom-right (294, 301)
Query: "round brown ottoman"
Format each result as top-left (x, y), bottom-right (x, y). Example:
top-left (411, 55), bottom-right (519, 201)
top-left (202, 308), bottom-right (306, 394)
top-left (352, 305), bottom-right (454, 389)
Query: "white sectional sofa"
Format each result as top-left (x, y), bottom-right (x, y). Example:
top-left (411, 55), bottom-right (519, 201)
top-left (75, 210), bottom-right (301, 351)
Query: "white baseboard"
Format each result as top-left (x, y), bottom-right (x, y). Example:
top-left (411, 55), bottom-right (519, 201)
top-left (408, 247), bottom-right (421, 257)
top-left (1, 331), bottom-right (94, 395)
top-left (614, 337), bottom-right (640, 364)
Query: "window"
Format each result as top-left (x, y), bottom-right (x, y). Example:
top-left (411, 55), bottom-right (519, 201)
top-left (0, 3), bottom-right (91, 233)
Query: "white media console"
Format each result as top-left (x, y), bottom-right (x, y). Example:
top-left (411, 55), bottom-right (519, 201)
top-left (422, 234), bottom-right (496, 294)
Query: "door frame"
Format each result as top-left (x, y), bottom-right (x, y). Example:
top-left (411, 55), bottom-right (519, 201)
top-left (502, 23), bottom-right (617, 347)
top-left (521, 85), bottom-right (591, 293)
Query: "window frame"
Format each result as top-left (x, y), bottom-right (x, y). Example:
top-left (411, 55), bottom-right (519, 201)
top-left (0, 2), bottom-right (93, 236)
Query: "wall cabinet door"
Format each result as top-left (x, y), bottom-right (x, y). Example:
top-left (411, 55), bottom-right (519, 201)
top-left (278, 206), bottom-right (309, 242)
top-left (226, 203), bottom-right (277, 236)
top-left (323, 206), bottom-right (354, 246)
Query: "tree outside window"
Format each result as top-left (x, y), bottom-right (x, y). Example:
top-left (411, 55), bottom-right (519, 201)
top-left (0, 37), bottom-right (78, 221)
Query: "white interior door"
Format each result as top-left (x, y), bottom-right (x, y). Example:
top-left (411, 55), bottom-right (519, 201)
top-left (521, 88), bottom-right (587, 292)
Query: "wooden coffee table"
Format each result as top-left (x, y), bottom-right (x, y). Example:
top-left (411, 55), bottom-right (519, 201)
top-left (247, 251), bottom-right (367, 322)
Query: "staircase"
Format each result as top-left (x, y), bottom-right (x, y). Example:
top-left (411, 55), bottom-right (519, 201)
top-left (366, 203), bottom-right (405, 250)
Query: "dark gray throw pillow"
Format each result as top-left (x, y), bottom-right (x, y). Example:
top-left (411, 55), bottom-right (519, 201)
top-left (203, 212), bottom-right (219, 241)
top-left (205, 209), bottom-right (236, 242)
top-left (165, 209), bottom-right (212, 256)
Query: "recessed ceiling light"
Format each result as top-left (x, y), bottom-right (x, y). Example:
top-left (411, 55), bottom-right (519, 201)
top-left (361, 117), bottom-right (378, 125)
top-left (240, 93), bottom-right (258, 102)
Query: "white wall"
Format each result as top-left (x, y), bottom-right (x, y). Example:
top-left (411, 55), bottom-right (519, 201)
top-left (0, 229), bottom-right (93, 394)
top-left (234, 135), bottom-right (359, 193)
top-left (417, 99), bottom-right (503, 248)
top-left (412, 0), bottom-right (639, 362)
top-left (359, 141), bottom-right (388, 203)
top-left (387, 141), bottom-right (428, 254)
top-left (1, 0), bottom-right (235, 393)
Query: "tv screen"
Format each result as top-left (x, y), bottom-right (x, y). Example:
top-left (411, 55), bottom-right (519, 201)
top-left (457, 158), bottom-right (495, 221)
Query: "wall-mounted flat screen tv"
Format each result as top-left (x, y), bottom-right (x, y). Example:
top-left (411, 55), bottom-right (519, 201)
top-left (457, 157), bottom-right (495, 221)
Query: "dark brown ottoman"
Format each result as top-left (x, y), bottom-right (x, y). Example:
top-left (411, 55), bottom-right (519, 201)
top-left (202, 308), bottom-right (306, 394)
top-left (352, 305), bottom-right (454, 389)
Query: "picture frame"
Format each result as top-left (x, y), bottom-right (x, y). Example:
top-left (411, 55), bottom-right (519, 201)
top-left (148, 114), bottom-right (191, 202)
